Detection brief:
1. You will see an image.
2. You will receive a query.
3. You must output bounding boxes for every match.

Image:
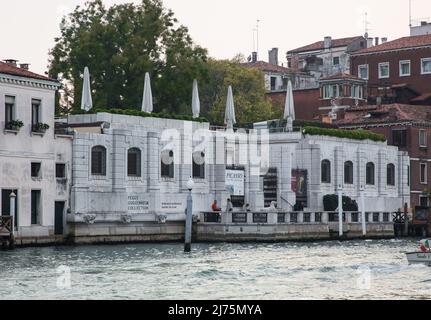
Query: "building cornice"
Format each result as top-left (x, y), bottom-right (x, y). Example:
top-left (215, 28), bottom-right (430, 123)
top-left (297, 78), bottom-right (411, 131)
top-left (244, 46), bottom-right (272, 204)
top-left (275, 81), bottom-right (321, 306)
top-left (351, 45), bottom-right (431, 57)
top-left (0, 73), bottom-right (60, 90)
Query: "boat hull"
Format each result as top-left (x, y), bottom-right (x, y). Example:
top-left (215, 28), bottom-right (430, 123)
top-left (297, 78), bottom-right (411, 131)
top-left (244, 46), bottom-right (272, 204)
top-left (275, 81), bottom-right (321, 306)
top-left (406, 252), bottom-right (431, 266)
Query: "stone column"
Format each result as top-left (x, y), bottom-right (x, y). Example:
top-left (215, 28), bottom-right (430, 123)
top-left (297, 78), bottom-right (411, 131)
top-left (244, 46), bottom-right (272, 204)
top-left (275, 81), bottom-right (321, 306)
top-left (378, 149), bottom-right (388, 196)
top-left (112, 129), bottom-right (128, 215)
top-left (147, 132), bottom-right (161, 214)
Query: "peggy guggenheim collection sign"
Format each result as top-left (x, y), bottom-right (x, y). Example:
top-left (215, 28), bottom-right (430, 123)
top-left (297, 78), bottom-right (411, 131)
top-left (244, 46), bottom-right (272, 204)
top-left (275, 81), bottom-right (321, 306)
top-left (127, 195), bottom-right (149, 214)
top-left (225, 170), bottom-right (245, 196)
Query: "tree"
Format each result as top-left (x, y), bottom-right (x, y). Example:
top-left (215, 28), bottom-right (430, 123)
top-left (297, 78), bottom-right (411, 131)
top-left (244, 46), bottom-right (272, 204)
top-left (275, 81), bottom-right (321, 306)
top-left (48, 0), bottom-right (208, 114)
top-left (200, 59), bottom-right (274, 126)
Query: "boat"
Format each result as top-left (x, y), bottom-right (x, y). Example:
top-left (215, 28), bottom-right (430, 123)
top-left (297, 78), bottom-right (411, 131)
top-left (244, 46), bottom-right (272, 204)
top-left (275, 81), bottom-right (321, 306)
top-left (406, 239), bottom-right (431, 266)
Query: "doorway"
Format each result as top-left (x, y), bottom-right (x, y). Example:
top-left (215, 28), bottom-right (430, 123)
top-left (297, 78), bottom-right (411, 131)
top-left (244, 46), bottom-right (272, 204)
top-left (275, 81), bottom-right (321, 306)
top-left (55, 202), bottom-right (65, 235)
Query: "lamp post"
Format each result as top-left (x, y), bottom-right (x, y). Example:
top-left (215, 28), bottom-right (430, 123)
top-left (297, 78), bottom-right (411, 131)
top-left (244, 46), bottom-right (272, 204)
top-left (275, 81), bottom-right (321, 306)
top-left (184, 178), bottom-right (194, 253)
top-left (337, 184), bottom-right (343, 237)
top-left (360, 185), bottom-right (366, 237)
top-left (9, 192), bottom-right (16, 248)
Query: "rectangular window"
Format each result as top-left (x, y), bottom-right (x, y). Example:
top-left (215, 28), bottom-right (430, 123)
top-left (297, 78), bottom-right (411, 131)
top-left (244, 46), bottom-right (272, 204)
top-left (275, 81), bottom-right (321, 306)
top-left (383, 213), bottom-right (390, 222)
top-left (420, 196), bottom-right (429, 208)
top-left (31, 99), bottom-right (41, 127)
top-left (290, 213), bottom-right (298, 223)
top-left (5, 95), bottom-right (15, 123)
top-left (373, 213), bottom-right (380, 222)
top-left (352, 213), bottom-right (359, 223)
top-left (270, 77), bottom-right (277, 91)
top-left (399, 60), bottom-right (411, 77)
top-left (378, 62), bottom-right (390, 79)
top-left (407, 165), bottom-right (410, 187)
top-left (421, 58), bottom-right (431, 75)
top-left (333, 57), bottom-right (340, 65)
top-left (421, 163), bottom-right (427, 184)
top-left (392, 129), bottom-right (407, 147)
top-left (323, 85), bottom-right (332, 99)
top-left (358, 65), bottom-right (369, 80)
top-left (303, 213), bottom-right (311, 223)
top-left (419, 130), bottom-right (427, 148)
top-left (31, 190), bottom-right (41, 225)
top-left (31, 162), bottom-right (41, 178)
top-left (315, 213), bottom-right (322, 223)
top-left (56, 163), bottom-right (66, 179)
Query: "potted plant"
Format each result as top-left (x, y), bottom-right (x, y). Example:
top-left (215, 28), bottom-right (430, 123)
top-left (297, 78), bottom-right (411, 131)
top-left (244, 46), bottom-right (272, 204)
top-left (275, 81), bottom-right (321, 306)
top-left (33, 122), bottom-right (50, 133)
top-left (5, 119), bottom-right (24, 131)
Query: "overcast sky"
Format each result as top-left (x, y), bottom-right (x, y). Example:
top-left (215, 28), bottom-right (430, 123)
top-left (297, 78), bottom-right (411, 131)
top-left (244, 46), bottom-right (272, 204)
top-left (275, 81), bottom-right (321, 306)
top-left (1, 0), bottom-right (430, 75)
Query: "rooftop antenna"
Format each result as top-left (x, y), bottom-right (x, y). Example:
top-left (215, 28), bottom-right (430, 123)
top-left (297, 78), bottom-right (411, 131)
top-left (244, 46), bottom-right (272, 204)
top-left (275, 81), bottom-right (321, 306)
top-left (364, 12), bottom-right (371, 38)
top-left (409, 0), bottom-right (412, 27)
top-left (256, 19), bottom-right (260, 60)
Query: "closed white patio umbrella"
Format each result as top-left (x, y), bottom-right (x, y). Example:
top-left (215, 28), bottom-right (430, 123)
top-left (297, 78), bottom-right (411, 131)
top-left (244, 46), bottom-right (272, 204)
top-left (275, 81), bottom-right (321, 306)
top-left (81, 67), bottom-right (93, 112)
top-left (224, 86), bottom-right (236, 130)
top-left (141, 72), bottom-right (153, 113)
top-left (284, 80), bottom-right (295, 132)
top-left (192, 79), bottom-right (200, 119)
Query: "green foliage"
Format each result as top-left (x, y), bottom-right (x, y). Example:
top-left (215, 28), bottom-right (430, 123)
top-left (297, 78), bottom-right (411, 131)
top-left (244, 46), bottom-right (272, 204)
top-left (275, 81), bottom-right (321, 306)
top-left (81, 108), bottom-right (208, 123)
top-left (201, 59), bottom-right (274, 126)
top-left (33, 123), bottom-right (50, 131)
top-left (6, 120), bottom-right (24, 130)
top-left (303, 126), bottom-right (387, 142)
top-left (49, 0), bottom-right (208, 115)
top-left (323, 195), bottom-right (359, 212)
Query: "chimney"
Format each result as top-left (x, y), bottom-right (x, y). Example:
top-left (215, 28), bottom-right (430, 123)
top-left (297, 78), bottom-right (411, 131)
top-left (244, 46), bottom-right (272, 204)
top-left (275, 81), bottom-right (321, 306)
top-left (268, 48), bottom-right (279, 66)
top-left (367, 38), bottom-right (374, 48)
top-left (381, 37), bottom-right (388, 44)
top-left (19, 63), bottom-right (29, 70)
top-left (252, 52), bottom-right (258, 63)
top-left (375, 37), bottom-right (379, 46)
top-left (3, 59), bottom-right (18, 67)
top-left (324, 36), bottom-right (332, 49)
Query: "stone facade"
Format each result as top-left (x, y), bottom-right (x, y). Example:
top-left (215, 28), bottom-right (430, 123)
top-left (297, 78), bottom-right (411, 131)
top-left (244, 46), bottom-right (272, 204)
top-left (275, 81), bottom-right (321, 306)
top-left (0, 71), bottom-right (71, 243)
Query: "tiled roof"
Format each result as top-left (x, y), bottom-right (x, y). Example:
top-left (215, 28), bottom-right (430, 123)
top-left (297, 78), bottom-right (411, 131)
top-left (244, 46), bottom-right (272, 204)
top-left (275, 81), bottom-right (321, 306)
top-left (0, 61), bottom-right (55, 81)
top-left (336, 104), bottom-right (431, 126)
top-left (287, 36), bottom-right (365, 54)
top-left (320, 73), bottom-right (364, 81)
top-left (352, 34), bottom-right (431, 55)
top-left (242, 61), bottom-right (297, 73)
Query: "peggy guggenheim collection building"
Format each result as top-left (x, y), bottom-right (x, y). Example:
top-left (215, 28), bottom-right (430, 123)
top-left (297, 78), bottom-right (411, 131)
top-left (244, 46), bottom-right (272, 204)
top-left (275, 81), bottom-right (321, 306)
top-left (0, 61), bottom-right (410, 244)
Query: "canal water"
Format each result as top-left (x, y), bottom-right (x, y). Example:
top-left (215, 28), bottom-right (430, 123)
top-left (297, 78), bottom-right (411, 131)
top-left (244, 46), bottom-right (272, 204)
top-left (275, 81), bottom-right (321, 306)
top-left (0, 239), bottom-right (430, 300)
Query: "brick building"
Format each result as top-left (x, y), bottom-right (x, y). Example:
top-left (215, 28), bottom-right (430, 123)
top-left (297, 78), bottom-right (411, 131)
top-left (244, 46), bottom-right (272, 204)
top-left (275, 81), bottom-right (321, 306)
top-left (351, 34), bottom-right (431, 105)
top-left (336, 103), bottom-right (431, 208)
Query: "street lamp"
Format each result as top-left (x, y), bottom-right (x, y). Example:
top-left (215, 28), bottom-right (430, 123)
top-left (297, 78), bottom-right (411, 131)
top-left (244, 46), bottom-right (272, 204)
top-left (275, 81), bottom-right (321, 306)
top-left (184, 178), bottom-right (194, 252)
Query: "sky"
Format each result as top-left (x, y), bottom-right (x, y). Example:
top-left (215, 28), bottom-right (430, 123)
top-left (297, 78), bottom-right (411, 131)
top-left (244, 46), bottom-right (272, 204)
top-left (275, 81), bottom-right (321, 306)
top-left (1, 0), bottom-right (430, 75)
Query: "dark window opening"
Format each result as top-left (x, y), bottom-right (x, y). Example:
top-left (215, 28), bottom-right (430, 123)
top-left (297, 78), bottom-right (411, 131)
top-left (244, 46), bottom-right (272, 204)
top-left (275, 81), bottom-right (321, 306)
top-left (31, 99), bottom-right (41, 127)
top-left (56, 163), bottom-right (66, 179)
top-left (31, 162), bottom-right (41, 178)
top-left (321, 160), bottom-right (331, 183)
top-left (31, 190), bottom-right (41, 225)
top-left (366, 162), bottom-right (375, 185)
top-left (5, 96), bottom-right (15, 124)
top-left (387, 164), bottom-right (395, 186)
top-left (344, 161), bottom-right (354, 184)
top-left (392, 129), bottom-right (407, 147)
top-left (161, 150), bottom-right (174, 178)
top-left (333, 57), bottom-right (340, 65)
top-left (192, 152), bottom-right (205, 179)
top-left (91, 146), bottom-right (107, 176)
top-left (128, 148), bottom-right (142, 177)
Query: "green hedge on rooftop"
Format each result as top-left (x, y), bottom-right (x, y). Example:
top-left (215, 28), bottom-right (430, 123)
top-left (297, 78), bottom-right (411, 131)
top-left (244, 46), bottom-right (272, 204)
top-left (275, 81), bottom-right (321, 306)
top-left (303, 126), bottom-right (387, 142)
top-left (72, 108), bottom-right (209, 123)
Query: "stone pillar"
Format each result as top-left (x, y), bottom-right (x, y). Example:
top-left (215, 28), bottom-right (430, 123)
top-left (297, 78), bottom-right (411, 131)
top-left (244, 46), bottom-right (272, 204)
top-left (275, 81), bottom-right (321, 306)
top-left (213, 133), bottom-right (228, 208)
top-left (148, 132), bottom-right (161, 214)
top-left (309, 144), bottom-right (323, 211)
top-left (357, 148), bottom-right (366, 193)
top-left (112, 129), bottom-right (127, 192)
top-left (334, 146), bottom-right (345, 189)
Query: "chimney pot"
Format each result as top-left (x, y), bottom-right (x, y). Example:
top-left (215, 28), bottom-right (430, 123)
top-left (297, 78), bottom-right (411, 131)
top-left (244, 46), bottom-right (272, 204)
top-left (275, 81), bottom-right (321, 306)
top-left (3, 59), bottom-right (18, 67)
top-left (252, 52), bottom-right (258, 63)
top-left (19, 63), bottom-right (29, 70)
top-left (375, 37), bottom-right (379, 46)
top-left (324, 36), bottom-right (332, 49)
top-left (381, 37), bottom-right (388, 44)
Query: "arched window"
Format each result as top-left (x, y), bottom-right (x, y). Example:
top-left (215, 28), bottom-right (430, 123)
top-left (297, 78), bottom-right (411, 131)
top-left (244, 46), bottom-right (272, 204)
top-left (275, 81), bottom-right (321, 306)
top-left (161, 150), bottom-right (174, 178)
top-left (344, 161), bottom-right (353, 184)
top-left (321, 160), bottom-right (331, 183)
top-left (387, 164), bottom-right (395, 186)
top-left (193, 151), bottom-right (205, 179)
top-left (366, 162), bottom-right (375, 185)
top-left (128, 148), bottom-right (141, 177)
top-left (91, 146), bottom-right (106, 176)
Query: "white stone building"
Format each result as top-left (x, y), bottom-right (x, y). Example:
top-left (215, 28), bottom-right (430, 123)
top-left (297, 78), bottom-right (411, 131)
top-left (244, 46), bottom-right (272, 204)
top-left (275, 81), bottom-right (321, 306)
top-left (63, 111), bottom-right (410, 242)
top-left (0, 60), bottom-right (72, 244)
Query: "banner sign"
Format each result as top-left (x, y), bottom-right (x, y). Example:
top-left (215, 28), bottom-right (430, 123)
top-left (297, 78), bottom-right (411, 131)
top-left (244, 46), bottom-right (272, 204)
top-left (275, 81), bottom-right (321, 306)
top-left (225, 170), bottom-right (245, 196)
